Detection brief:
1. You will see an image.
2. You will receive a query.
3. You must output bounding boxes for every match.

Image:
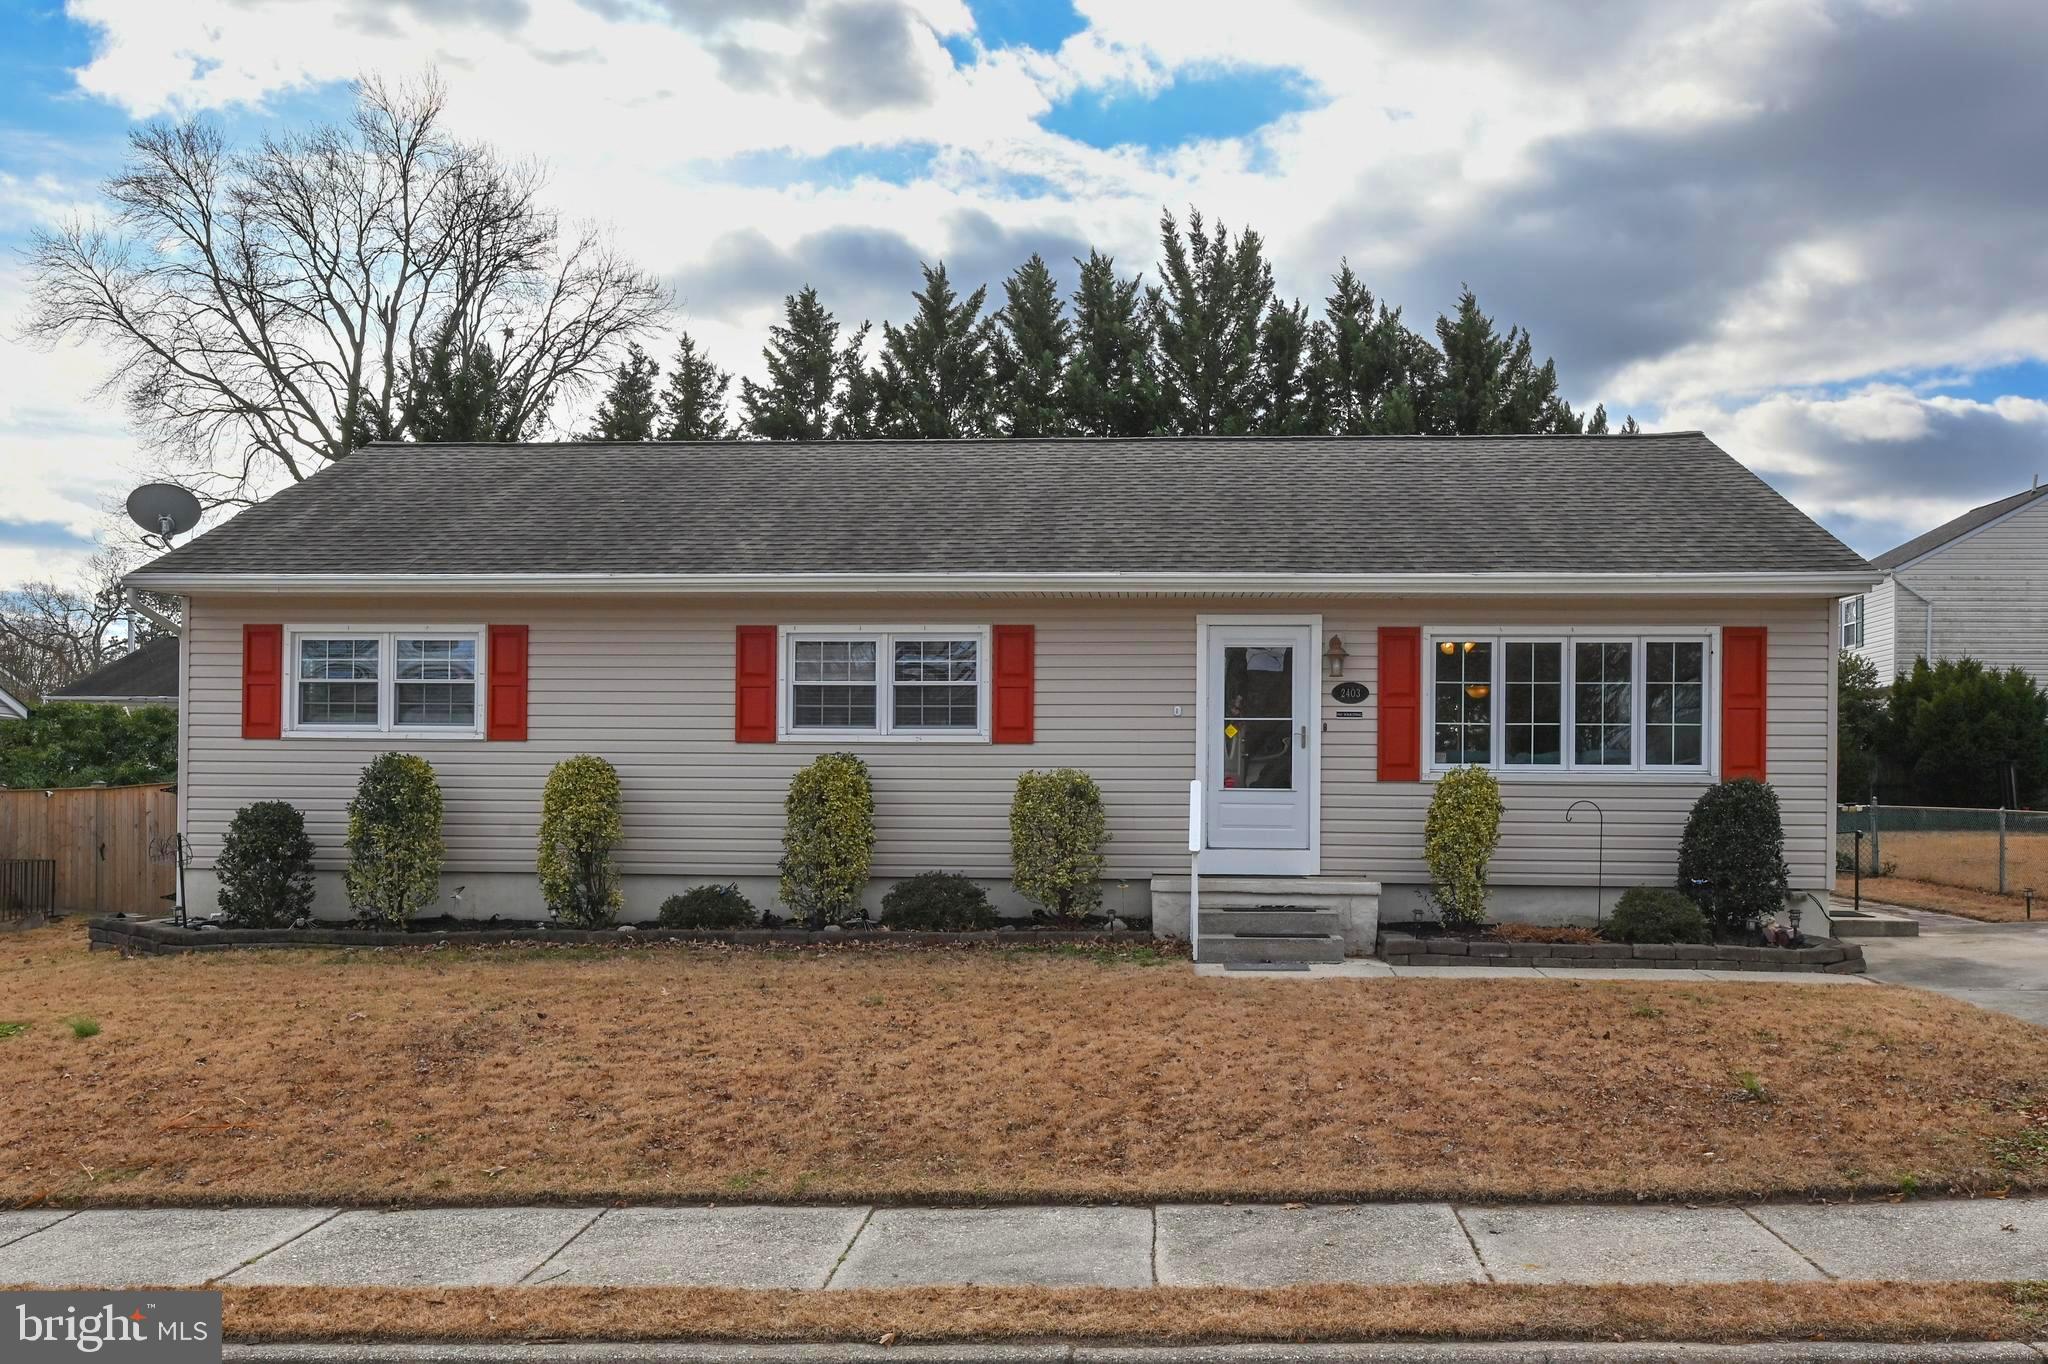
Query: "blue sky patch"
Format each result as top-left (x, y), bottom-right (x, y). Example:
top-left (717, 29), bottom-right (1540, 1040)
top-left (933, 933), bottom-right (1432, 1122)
top-left (710, 143), bottom-right (941, 189)
top-left (0, 518), bottom-right (95, 553)
top-left (1038, 66), bottom-right (1322, 152)
top-left (960, 0), bottom-right (1086, 52)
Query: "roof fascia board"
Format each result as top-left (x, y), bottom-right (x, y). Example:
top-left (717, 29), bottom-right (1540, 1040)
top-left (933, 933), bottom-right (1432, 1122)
top-left (1881, 489), bottom-right (2048, 575)
top-left (128, 569), bottom-right (1884, 597)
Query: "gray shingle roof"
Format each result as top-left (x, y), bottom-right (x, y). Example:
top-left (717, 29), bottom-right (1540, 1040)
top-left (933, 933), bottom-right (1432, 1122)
top-left (50, 636), bottom-right (180, 701)
top-left (133, 433), bottom-right (1867, 579)
top-left (1869, 483), bottom-right (2048, 571)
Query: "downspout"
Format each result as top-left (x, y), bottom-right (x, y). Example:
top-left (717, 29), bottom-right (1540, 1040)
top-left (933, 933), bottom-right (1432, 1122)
top-left (123, 588), bottom-right (182, 637)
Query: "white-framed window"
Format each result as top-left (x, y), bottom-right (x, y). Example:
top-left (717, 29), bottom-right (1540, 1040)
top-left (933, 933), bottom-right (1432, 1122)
top-left (780, 626), bottom-right (990, 742)
top-left (286, 627), bottom-right (484, 738)
top-left (1841, 596), bottom-right (1865, 649)
top-left (1424, 627), bottom-right (1714, 777)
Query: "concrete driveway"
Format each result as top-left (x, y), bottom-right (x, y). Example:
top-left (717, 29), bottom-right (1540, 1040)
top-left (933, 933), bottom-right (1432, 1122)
top-left (1854, 906), bottom-right (2048, 1027)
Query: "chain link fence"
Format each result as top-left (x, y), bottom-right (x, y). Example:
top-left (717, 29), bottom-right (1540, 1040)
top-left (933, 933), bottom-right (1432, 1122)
top-left (1836, 803), bottom-right (2048, 899)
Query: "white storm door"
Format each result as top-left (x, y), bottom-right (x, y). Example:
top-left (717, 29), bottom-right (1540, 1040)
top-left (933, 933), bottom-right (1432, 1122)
top-left (1202, 622), bottom-right (1315, 863)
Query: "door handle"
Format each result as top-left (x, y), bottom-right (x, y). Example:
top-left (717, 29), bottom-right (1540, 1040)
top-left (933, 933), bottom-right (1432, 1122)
top-left (1298, 725), bottom-right (1309, 748)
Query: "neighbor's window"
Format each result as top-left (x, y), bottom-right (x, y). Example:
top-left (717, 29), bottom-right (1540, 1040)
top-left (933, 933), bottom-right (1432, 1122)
top-left (289, 629), bottom-right (482, 736)
top-left (1841, 596), bottom-right (1865, 649)
top-left (785, 628), bottom-right (987, 739)
top-left (1426, 630), bottom-right (1713, 775)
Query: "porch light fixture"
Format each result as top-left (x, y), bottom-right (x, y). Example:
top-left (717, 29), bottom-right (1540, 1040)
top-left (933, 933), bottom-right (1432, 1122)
top-left (1324, 634), bottom-right (1348, 678)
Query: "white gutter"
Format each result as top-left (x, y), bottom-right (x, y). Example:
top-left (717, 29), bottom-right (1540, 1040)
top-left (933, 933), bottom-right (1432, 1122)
top-left (122, 588), bottom-right (183, 637)
top-left (1892, 574), bottom-right (1936, 661)
top-left (125, 569), bottom-right (1884, 598)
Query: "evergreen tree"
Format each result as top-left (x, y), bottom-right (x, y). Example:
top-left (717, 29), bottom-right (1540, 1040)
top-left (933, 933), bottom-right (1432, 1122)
top-left (1586, 402), bottom-right (1609, 435)
top-left (1619, 413), bottom-right (1641, 435)
top-left (874, 263), bottom-right (998, 438)
top-left (584, 342), bottom-right (660, 440)
top-left (1061, 250), bottom-right (1158, 436)
top-left (404, 318), bottom-right (532, 442)
top-left (740, 286), bottom-right (840, 440)
top-left (1320, 260), bottom-right (1409, 434)
top-left (659, 334), bottom-right (732, 440)
top-left (830, 323), bottom-right (881, 439)
top-left (1434, 287), bottom-right (1507, 435)
top-left (992, 254), bottom-right (1072, 437)
top-left (1255, 298), bottom-right (1315, 434)
top-left (1151, 209), bottom-right (1273, 435)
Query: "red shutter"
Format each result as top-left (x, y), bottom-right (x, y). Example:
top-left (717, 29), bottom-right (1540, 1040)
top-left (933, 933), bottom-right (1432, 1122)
top-left (486, 624), bottom-right (529, 741)
top-left (1377, 626), bottom-right (1422, 781)
top-left (1721, 626), bottom-right (1768, 781)
top-left (735, 625), bottom-right (777, 742)
top-left (242, 624), bottom-right (283, 739)
top-left (991, 624), bottom-right (1035, 743)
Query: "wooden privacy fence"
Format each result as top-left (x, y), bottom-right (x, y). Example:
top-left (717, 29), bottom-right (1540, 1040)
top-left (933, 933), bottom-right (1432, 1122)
top-left (0, 784), bottom-right (177, 917)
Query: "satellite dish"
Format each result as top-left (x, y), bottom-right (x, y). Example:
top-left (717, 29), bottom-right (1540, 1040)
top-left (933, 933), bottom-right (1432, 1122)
top-left (126, 483), bottom-right (202, 541)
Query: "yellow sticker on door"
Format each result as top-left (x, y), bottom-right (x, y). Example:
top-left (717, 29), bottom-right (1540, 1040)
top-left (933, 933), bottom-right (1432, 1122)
top-left (1224, 723), bottom-right (1239, 739)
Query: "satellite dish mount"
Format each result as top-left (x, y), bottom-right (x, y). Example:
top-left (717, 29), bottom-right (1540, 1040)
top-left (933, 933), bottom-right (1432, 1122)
top-left (126, 483), bottom-right (203, 543)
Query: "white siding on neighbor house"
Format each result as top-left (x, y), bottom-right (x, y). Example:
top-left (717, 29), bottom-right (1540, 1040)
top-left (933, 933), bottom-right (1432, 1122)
top-left (1844, 578), bottom-right (1898, 682)
top-left (1886, 494), bottom-right (2048, 683)
top-left (181, 592), bottom-right (1835, 908)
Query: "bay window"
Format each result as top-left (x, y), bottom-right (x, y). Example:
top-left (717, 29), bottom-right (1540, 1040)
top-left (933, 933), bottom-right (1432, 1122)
top-left (783, 627), bottom-right (989, 740)
top-left (288, 628), bottom-right (483, 737)
top-left (1424, 628), bottom-right (1714, 775)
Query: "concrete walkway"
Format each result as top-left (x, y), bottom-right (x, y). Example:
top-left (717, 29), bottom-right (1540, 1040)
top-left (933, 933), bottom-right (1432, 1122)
top-left (1195, 960), bottom-right (1871, 983)
top-left (220, 1345), bottom-right (2048, 1363)
top-left (1854, 906), bottom-right (2048, 1027)
top-left (2, 1197), bottom-right (2041, 1290)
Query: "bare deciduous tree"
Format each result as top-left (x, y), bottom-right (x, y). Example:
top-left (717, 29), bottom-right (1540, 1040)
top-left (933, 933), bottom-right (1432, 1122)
top-left (25, 72), bottom-right (668, 509)
top-left (0, 546), bottom-right (178, 697)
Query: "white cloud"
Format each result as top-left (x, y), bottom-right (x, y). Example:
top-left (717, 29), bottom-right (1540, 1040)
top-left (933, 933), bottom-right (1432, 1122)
top-left (0, 0), bottom-right (2044, 574)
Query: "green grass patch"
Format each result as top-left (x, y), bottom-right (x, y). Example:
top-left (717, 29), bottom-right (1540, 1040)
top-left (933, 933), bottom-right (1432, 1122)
top-left (63, 1015), bottom-right (100, 1039)
top-left (0, 1021), bottom-right (28, 1039)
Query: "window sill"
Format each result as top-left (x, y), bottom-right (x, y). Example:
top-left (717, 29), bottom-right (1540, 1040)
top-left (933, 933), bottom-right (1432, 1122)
top-left (1423, 766), bottom-right (1717, 784)
top-left (283, 729), bottom-right (485, 741)
top-left (778, 730), bottom-right (991, 745)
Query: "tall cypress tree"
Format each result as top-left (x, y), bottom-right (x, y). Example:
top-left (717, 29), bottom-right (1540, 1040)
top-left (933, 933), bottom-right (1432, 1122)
top-left (874, 262), bottom-right (997, 438)
top-left (404, 318), bottom-right (532, 442)
top-left (1434, 287), bottom-right (1507, 435)
top-left (1150, 209), bottom-right (1273, 435)
top-left (1255, 298), bottom-right (1314, 435)
top-left (1320, 260), bottom-right (1380, 434)
top-left (1586, 403), bottom-right (1609, 435)
top-left (658, 334), bottom-right (732, 440)
top-left (584, 342), bottom-right (661, 440)
top-left (830, 322), bottom-right (880, 439)
top-left (992, 254), bottom-right (1072, 437)
top-left (740, 286), bottom-right (840, 440)
top-left (1061, 250), bottom-right (1158, 437)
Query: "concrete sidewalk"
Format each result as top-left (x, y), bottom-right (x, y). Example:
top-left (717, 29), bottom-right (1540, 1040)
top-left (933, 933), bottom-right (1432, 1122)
top-left (1, 1197), bottom-right (2041, 1290)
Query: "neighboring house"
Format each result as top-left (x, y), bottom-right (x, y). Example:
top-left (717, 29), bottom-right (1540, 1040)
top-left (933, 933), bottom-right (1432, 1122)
top-left (47, 636), bottom-right (181, 711)
top-left (0, 671), bottom-right (31, 723)
top-left (127, 434), bottom-right (1875, 938)
top-left (1841, 480), bottom-right (2048, 682)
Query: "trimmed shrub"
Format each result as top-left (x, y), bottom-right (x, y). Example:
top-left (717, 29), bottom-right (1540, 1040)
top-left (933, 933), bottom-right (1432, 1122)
top-left (880, 871), bottom-right (999, 931)
top-left (344, 753), bottom-right (444, 925)
top-left (537, 754), bottom-right (625, 928)
top-left (214, 800), bottom-right (316, 928)
top-left (1423, 765), bottom-right (1503, 929)
top-left (1010, 768), bottom-right (1109, 923)
top-left (780, 752), bottom-right (875, 928)
top-left (1602, 885), bottom-right (1711, 944)
top-left (1677, 778), bottom-right (1791, 934)
top-left (657, 883), bottom-right (758, 929)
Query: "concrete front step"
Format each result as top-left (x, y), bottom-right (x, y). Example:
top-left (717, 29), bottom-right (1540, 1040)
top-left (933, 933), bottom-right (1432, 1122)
top-left (1153, 876), bottom-right (1381, 952)
top-left (1199, 906), bottom-right (1341, 936)
top-left (1197, 933), bottom-right (1347, 964)
top-left (1825, 908), bottom-right (1920, 937)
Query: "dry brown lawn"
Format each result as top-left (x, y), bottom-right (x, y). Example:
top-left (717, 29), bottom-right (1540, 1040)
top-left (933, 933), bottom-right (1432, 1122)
top-left (1844, 828), bottom-right (2048, 919)
top-left (177, 1282), bottom-right (2048, 1346)
top-left (1838, 872), bottom-right (2044, 923)
top-left (2, 922), bottom-right (2045, 1207)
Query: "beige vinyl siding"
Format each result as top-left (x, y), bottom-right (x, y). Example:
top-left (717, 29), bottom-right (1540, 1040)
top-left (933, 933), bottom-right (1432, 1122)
top-left (1890, 495), bottom-right (2048, 682)
top-left (182, 591), bottom-right (1834, 901)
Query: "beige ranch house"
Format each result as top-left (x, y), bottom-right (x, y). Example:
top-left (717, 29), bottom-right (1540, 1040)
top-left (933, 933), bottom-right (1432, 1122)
top-left (128, 433), bottom-right (1876, 948)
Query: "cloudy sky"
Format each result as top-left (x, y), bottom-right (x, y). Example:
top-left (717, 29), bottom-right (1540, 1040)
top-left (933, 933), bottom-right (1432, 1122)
top-left (2, 0), bottom-right (2046, 583)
